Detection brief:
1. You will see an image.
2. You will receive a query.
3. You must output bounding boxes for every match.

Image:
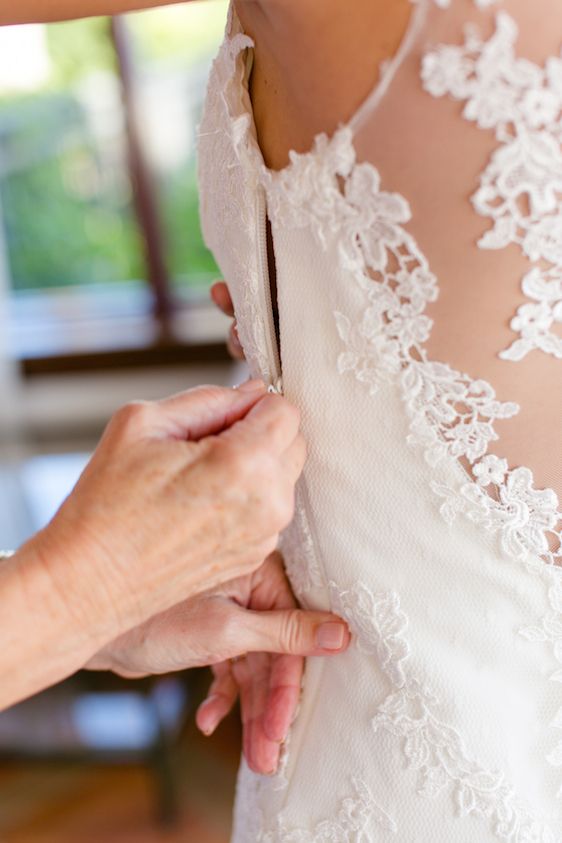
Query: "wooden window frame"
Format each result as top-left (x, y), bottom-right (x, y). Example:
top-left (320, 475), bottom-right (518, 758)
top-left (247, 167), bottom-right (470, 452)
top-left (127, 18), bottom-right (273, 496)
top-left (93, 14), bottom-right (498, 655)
top-left (8, 15), bottom-right (228, 377)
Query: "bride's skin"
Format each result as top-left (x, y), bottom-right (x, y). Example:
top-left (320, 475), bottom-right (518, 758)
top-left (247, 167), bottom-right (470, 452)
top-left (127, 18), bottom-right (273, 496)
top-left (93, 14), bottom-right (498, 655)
top-left (233, 0), bottom-right (412, 171)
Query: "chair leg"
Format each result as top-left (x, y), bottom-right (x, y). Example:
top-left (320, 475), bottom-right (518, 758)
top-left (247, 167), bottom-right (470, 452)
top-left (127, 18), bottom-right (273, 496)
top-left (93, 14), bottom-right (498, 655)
top-left (149, 730), bottom-right (179, 827)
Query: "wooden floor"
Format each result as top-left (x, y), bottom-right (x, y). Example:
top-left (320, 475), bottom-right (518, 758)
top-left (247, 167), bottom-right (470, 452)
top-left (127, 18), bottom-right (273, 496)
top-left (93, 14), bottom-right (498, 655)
top-left (0, 711), bottom-right (241, 843)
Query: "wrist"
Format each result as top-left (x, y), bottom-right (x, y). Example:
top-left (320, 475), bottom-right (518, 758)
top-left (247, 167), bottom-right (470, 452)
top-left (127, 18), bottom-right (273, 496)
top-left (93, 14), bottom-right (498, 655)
top-left (0, 538), bottom-right (117, 711)
top-left (22, 522), bottom-right (125, 652)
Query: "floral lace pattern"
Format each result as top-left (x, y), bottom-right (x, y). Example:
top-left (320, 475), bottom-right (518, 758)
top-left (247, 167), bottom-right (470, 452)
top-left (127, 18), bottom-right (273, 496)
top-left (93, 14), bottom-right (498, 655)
top-left (422, 12), bottom-right (562, 362)
top-left (262, 122), bottom-right (562, 568)
top-left (264, 128), bottom-right (438, 399)
top-left (257, 777), bottom-right (397, 842)
top-left (330, 581), bottom-right (558, 842)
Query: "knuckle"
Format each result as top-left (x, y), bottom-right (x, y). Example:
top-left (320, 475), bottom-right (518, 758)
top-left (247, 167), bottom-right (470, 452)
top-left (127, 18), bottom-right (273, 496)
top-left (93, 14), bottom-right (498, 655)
top-left (280, 609), bottom-right (306, 654)
top-left (191, 384), bottom-right (229, 406)
top-left (264, 393), bottom-right (298, 418)
top-left (214, 438), bottom-right (247, 474)
top-left (276, 398), bottom-right (301, 427)
top-left (267, 487), bottom-right (295, 530)
top-left (287, 400), bottom-right (302, 426)
top-left (256, 535), bottom-right (280, 561)
top-left (111, 401), bottom-right (152, 434)
top-left (219, 606), bottom-right (243, 645)
top-left (290, 433), bottom-right (308, 470)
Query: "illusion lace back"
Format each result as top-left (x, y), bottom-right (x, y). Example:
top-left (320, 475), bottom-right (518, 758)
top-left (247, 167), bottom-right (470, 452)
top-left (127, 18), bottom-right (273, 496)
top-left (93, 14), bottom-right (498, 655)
top-left (197, 0), bottom-right (562, 839)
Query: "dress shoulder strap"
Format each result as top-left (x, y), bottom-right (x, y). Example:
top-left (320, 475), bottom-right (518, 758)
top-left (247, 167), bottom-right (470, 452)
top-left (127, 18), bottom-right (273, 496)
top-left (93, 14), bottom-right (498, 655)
top-left (349, 0), bottom-right (429, 136)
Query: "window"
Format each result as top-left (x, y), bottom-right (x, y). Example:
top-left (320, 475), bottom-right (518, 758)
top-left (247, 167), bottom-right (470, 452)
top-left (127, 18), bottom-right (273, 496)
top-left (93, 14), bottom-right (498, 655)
top-left (0, 1), bottom-right (230, 374)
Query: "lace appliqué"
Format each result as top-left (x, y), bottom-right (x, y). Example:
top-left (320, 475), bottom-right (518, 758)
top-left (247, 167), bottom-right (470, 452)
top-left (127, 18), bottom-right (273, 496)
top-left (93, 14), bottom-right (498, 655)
top-left (263, 123), bottom-right (562, 568)
top-left (264, 128), bottom-right (438, 398)
top-left (257, 777), bottom-right (397, 842)
top-left (330, 581), bottom-right (558, 842)
top-left (432, 464), bottom-right (560, 562)
top-left (422, 12), bottom-right (562, 362)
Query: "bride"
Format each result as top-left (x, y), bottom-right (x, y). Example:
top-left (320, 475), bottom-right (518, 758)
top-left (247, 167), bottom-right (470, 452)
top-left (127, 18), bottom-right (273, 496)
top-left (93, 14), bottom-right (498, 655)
top-left (12, 0), bottom-right (562, 839)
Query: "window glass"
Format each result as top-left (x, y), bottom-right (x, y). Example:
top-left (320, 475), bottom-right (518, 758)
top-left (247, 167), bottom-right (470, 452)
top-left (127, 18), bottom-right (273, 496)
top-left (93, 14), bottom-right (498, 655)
top-left (0, 1), bottom-right (227, 297)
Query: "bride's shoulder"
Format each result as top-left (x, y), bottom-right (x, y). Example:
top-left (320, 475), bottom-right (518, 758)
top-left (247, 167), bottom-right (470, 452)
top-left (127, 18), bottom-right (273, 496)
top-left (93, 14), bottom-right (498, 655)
top-left (232, 0), bottom-right (412, 171)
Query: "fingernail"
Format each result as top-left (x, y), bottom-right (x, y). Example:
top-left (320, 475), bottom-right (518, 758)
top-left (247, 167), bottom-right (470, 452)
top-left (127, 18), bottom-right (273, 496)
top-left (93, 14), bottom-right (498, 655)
top-left (197, 697), bottom-right (218, 735)
top-left (316, 622), bottom-right (346, 651)
top-left (237, 378), bottom-right (265, 393)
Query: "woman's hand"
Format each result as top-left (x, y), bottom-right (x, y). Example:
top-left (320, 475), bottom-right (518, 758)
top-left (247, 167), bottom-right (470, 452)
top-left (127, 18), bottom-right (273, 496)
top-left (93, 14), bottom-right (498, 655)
top-left (211, 281), bottom-right (246, 361)
top-left (194, 552), bottom-right (349, 775)
top-left (87, 551), bottom-right (349, 775)
top-left (1, 383), bottom-right (310, 713)
top-left (27, 382), bottom-right (306, 648)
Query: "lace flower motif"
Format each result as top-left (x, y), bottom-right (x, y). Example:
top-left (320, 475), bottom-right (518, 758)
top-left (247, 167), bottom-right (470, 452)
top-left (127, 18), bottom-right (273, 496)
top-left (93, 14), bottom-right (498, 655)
top-left (501, 267), bottom-right (562, 361)
top-left (432, 467), bottom-right (560, 562)
top-left (422, 12), bottom-right (562, 362)
top-left (473, 454), bottom-right (509, 486)
top-left (265, 128), bottom-right (438, 396)
top-left (330, 581), bottom-right (558, 841)
top-left (402, 361), bottom-right (519, 466)
top-left (258, 777), bottom-right (397, 842)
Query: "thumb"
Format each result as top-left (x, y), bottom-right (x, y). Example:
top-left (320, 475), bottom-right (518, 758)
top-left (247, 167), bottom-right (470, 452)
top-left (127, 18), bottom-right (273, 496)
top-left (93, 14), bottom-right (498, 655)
top-left (154, 380), bottom-right (267, 440)
top-left (237, 608), bottom-right (351, 657)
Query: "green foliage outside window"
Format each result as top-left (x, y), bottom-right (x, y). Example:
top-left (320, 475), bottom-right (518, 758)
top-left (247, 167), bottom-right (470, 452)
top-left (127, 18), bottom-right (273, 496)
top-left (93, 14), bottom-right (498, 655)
top-left (0, 2), bottom-right (226, 293)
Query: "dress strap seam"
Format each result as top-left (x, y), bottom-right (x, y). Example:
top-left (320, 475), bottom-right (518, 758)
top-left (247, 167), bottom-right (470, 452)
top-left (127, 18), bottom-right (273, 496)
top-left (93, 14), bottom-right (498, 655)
top-left (349, 0), bottom-right (429, 137)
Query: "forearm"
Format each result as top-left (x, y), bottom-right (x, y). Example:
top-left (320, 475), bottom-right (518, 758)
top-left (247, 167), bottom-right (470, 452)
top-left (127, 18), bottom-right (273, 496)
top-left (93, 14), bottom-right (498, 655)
top-left (0, 537), bottom-right (117, 711)
top-left (0, 0), bottom-right (193, 26)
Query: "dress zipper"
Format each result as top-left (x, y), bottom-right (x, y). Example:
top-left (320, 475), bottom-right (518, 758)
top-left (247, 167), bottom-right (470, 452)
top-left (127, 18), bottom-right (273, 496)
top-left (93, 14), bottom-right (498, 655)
top-left (256, 185), bottom-right (283, 393)
top-left (256, 186), bottom-right (330, 601)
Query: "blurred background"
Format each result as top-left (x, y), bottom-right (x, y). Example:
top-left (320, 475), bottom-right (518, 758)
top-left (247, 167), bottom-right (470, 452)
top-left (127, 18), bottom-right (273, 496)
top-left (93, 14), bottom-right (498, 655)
top-left (0, 2), bottom-right (245, 840)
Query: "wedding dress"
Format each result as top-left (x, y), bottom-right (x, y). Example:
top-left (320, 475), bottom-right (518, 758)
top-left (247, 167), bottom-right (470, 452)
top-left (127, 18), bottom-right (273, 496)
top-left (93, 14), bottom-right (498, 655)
top-left (196, 0), bottom-right (562, 839)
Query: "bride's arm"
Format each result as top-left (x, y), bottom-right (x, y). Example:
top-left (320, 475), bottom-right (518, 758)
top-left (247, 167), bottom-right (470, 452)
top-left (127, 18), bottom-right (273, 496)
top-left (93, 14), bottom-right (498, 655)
top-left (0, 0), bottom-right (197, 26)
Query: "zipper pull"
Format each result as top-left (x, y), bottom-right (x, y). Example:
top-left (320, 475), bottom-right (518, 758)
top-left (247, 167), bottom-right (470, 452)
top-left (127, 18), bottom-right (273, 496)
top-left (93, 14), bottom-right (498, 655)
top-left (267, 377), bottom-right (284, 395)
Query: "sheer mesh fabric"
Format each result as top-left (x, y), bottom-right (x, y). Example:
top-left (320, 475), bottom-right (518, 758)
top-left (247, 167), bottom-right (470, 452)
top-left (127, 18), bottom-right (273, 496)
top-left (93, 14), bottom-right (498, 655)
top-left (349, 0), bottom-right (562, 520)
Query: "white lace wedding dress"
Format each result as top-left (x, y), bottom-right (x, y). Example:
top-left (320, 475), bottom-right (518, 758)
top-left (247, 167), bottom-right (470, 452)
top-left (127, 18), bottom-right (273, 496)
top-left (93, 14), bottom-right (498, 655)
top-left (197, 0), bottom-right (562, 839)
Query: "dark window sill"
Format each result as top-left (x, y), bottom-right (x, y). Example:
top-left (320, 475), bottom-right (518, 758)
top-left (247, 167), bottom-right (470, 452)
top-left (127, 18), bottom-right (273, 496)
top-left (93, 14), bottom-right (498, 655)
top-left (9, 284), bottom-right (232, 377)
